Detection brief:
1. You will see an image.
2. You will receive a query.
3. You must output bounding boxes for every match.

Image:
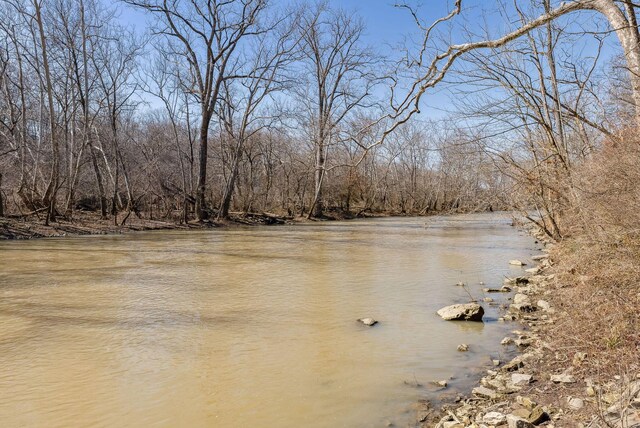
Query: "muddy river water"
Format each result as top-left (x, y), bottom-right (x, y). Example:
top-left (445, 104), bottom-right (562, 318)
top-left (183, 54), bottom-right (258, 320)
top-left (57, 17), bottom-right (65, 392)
top-left (0, 213), bottom-right (538, 427)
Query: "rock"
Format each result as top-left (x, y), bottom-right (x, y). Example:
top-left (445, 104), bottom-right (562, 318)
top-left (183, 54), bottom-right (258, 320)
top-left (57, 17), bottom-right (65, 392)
top-left (492, 359), bottom-right (501, 366)
top-left (516, 395), bottom-right (536, 409)
top-left (510, 259), bottom-right (527, 266)
top-left (531, 254), bottom-right (548, 261)
top-left (511, 373), bottom-right (533, 386)
top-left (568, 397), bottom-right (584, 410)
top-left (457, 343), bottom-right (469, 352)
top-left (511, 409), bottom-right (531, 419)
top-left (484, 287), bottom-right (510, 293)
top-left (501, 337), bottom-right (514, 345)
top-left (437, 303), bottom-right (485, 322)
top-left (433, 380), bottom-right (448, 387)
top-left (473, 385), bottom-right (499, 399)
top-left (525, 267), bottom-right (540, 274)
top-left (507, 414), bottom-right (535, 428)
top-left (537, 300), bottom-right (551, 311)
top-left (503, 358), bottom-right (525, 372)
top-left (551, 373), bottom-right (576, 384)
top-left (528, 406), bottom-right (550, 424)
top-left (483, 297), bottom-right (494, 302)
top-left (515, 338), bottom-right (533, 348)
top-left (504, 276), bottom-right (529, 285)
top-left (483, 411), bottom-right (507, 424)
top-left (511, 301), bottom-right (537, 313)
top-left (357, 317), bottom-right (378, 326)
top-left (442, 422), bottom-right (464, 428)
top-left (514, 294), bottom-right (530, 305)
top-left (455, 282), bottom-right (466, 286)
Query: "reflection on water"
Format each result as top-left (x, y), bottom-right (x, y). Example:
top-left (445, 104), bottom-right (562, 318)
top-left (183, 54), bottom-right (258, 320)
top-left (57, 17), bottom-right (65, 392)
top-left (0, 213), bottom-right (537, 427)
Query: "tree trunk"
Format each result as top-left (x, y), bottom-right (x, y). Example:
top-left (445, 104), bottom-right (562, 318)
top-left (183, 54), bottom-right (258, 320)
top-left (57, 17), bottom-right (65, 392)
top-left (593, 0), bottom-right (640, 124)
top-left (34, 0), bottom-right (59, 225)
top-left (218, 140), bottom-right (243, 220)
top-left (89, 142), bottom-right (108, 219)
top-left (309, 140), bottom-right (326, 218)
top-left (195, 113), bottom-right (212, 221)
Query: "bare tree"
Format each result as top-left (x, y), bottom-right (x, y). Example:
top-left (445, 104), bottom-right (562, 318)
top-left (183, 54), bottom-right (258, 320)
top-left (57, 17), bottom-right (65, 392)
top-left (296, 2), bottom-right (378, 218)
top-left (392, 0), bottom-right (640, 131)
top-left (216, 9), bottom-right (299, 219)
top-left (124, 0), bottom-right (268, 221)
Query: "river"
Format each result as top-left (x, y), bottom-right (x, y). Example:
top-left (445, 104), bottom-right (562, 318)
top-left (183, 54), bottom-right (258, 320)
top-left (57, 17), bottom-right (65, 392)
top-left (0, 213), bottom-right (538, 427)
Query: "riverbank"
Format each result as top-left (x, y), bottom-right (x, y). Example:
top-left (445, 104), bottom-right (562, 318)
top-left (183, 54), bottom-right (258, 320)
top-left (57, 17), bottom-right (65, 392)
top-left (0, 209), bottom-right (394, 240)
top-left (0, 211), bottom-right (305, 239)
top-left (423, 226), bottom-right (640, 428)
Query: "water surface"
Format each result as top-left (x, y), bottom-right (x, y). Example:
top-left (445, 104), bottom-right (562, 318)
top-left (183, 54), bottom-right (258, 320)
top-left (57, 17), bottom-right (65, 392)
top-left (0, 213), bottom-right (537, 427)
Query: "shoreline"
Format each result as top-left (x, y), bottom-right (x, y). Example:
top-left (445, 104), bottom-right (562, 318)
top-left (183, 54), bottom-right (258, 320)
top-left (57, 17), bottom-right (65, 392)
top-left (422, 226), bottom-right (640, 428)
top-left (0, 210), bottom-right (385, 240)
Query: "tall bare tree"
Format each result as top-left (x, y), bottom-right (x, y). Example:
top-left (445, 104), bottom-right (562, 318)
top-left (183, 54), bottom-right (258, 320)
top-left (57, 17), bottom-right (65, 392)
top-left (296, 2), bottom-right (378, 218)
top-left (125, 0), bottom-right (268, 221)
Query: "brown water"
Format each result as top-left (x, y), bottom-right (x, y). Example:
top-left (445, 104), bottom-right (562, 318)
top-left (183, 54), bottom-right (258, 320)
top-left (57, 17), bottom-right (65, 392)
top-left (0, 213), bottom-right (537, 427)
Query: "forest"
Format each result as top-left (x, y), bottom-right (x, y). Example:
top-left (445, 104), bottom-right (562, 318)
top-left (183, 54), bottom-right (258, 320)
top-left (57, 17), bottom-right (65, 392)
top-left (0, 0), bottom-right (606, 230)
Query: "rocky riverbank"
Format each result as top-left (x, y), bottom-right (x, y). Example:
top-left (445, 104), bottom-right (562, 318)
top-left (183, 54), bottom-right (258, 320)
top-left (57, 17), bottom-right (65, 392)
top-left (419, 232), bottom-right (640, 428)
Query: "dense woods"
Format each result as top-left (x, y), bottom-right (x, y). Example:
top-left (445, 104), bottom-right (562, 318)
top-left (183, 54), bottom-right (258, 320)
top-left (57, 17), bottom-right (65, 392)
top-left (0, 0), bottom-right (637, 235)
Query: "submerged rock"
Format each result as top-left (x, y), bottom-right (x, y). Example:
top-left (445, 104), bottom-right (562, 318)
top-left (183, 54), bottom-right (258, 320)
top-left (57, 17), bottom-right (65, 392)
top-left (357, 317), bottom-right (378, 326)
top-left (437, 303), bottom-right (484, 322)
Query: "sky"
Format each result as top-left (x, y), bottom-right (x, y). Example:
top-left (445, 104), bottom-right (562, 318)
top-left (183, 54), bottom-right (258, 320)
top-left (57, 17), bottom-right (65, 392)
top-left (115, 0), bottom-right (623, 122)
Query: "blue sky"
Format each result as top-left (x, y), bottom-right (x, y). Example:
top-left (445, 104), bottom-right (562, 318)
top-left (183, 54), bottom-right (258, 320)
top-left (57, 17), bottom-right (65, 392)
top-left (116, 0), bottom-right (622, 121)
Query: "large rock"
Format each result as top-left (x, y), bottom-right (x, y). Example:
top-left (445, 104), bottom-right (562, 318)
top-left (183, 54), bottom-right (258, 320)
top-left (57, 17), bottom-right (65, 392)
top-left (437, 303), bottom-right (484, 322)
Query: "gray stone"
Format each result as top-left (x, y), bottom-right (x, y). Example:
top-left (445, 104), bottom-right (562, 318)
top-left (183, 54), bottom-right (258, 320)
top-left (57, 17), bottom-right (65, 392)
top-left (473, 385), bottom-right (499, 399)
top-left (568, 396), bottom-right (584, 410)
top-left (357, 317), bottom-right (377, 326)
top-left (531, 254), bottom-right (549, 261)
top-left (511, 373), bottom-right (533, 386)
top-left (483, 411), bottom-right (507, 424)
top-left (537, 300), bottom-right (551, 311)
top-left (437, 303), bottom-right (485, 322)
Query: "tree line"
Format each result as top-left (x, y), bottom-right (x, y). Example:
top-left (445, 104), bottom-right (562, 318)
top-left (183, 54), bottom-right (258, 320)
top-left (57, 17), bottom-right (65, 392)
top-left (1, 0), bottom-right (638, 234)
